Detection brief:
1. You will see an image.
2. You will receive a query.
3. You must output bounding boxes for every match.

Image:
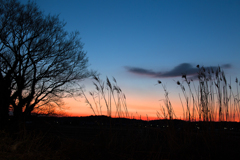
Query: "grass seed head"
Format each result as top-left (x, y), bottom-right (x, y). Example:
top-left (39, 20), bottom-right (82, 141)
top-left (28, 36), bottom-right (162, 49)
top-left (93, 75), bottom-right (99, 82)
top-left (211, 68), bottom-right (214, 73)
top-left (182, 74), bottom-right (186, 79)
top-left (113, 86), bottom-right (120, 93)
top-left (93, 82), bottom-right (99, 91)
top-left (106, 77), bottom-right (112, 90)
top-left (113, 77), bottom-right (117, 83)
top-left (202, 66), bottom-right (205, 72)
top-left (215, 69), bottom-right (219, 77)
top-left (89, 91), bottom-right (93, 96)
top-left (222, 72), bottom-right (226, 84)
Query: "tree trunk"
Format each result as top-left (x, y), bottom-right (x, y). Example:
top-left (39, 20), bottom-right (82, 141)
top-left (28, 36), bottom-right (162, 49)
top-left (0, 99), bottom-right (9, 129)
top-left (13, 103), bottom-right (25, 132)
top-left (0, 79), bottom-right (10, 129)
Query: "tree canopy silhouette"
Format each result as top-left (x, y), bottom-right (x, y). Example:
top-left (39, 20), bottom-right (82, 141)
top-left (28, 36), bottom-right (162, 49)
top-left (0, 0), bottom-right (93, 124)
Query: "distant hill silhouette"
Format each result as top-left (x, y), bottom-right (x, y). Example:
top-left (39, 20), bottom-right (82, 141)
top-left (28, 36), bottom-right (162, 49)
top-left (14, 115), bottom-right (240, 134)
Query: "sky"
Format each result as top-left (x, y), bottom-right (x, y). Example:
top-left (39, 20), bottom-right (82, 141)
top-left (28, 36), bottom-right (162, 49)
top-left (19, 0), bottom-right (240, 120)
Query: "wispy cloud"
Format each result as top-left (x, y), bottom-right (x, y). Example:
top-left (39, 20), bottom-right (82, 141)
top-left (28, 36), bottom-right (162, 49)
top-left (125, 63), bottom-right (232, 78)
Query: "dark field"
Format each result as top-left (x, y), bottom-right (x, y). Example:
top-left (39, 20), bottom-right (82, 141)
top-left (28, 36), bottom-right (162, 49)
top-left (1, 116), bottom-right (240, 160)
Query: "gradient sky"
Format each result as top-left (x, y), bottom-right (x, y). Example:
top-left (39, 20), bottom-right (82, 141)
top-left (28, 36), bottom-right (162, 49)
top-left (19, 0), bottom-right (240, 120)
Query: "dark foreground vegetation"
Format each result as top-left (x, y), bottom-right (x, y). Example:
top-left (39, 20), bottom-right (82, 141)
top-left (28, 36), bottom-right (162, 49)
top-left (1, 115), bottom-right (240, 160)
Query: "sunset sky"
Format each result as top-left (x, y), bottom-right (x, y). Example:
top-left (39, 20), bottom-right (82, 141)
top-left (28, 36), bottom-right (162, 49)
top-left (20, 0), bottom-right (240, 120)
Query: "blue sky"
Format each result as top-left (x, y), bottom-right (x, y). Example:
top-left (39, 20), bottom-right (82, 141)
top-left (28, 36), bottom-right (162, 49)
top-left (19, 0), bottom-right (240, 118)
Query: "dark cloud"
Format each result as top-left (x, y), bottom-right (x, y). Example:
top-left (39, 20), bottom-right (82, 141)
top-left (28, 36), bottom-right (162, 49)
top-left (125, 63), bottom-right (232, 78)
top-left (157, 63), bottom-right (197, 77)
top-left (125, 67), bottom-right (159, 77)
top-left (221, 64), bottom-right (231, 69)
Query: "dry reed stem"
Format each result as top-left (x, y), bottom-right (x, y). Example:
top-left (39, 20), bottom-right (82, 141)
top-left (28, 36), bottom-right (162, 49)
top-left (158, 65), bottom-right (240, 122)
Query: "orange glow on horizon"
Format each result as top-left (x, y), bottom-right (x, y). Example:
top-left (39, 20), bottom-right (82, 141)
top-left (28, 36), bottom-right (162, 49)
top-left (57, 96), bottom-right (240, 122)
top-left (38, 84), bottom-right (240, 123)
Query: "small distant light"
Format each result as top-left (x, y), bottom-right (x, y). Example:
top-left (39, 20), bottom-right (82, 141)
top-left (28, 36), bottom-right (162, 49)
top-left (224, 127), bottom-right (227, 130)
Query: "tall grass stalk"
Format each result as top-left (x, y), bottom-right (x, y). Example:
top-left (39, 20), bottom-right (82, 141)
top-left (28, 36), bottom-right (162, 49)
top-left (157, 81), bottom-right (176, 120)
top-left (158, 65), bottom-right (240, 122)
top-left (81, 75), bottom-right (128, 118)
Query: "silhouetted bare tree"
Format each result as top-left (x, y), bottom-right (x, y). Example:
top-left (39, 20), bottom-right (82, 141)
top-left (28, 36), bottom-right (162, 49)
top-left (0, 0), bottom-right (93, 125)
